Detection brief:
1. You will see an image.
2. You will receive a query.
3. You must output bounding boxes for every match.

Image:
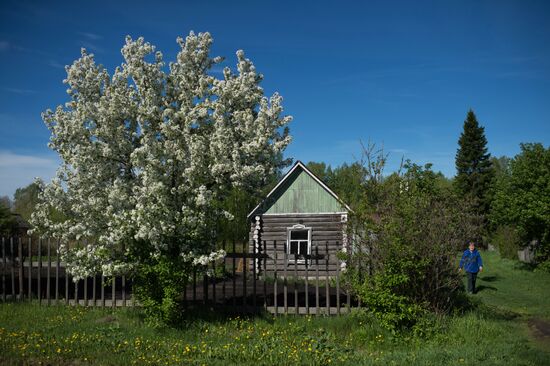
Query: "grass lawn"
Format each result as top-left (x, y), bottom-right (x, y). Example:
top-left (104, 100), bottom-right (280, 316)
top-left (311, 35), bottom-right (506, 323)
top-left (1, 251), bottom-right (549, 365)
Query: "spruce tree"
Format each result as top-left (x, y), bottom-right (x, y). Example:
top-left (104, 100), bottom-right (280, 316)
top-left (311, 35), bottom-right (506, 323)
top-left (455, 109), bottom-right (493, 216)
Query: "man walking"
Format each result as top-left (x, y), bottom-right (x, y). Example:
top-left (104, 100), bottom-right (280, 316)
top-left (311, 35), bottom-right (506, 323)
top-left (459, 241), bottom-right (483, 294)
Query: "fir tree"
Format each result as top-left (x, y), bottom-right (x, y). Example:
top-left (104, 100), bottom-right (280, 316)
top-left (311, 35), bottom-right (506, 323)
top-left (455, 109), bottom-right (494, 216)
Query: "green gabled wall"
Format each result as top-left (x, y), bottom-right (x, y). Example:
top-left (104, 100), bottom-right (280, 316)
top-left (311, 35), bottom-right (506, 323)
top-left (262, 167), bottom-right (346, 214)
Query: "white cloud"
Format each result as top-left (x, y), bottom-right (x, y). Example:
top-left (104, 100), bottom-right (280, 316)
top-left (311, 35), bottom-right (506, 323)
top-left (48, 60), bottom-right (65, 69)
top-left (0, 151), bottom-right (59, 198)
top-left (77, 32), bottom-right (102, 41)
top-left (1, 87), bottom-right (37, 95)
top-left (389, 148), bottom-right (408, 154)
top-left (79, 41), bottom-right (104, 53)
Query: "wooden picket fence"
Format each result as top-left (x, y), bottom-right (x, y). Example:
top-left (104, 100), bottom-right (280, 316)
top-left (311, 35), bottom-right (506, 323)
top-left (0, 236), bottom-right (130, 307)
top-left (0, 236), bottom-right (359, 315)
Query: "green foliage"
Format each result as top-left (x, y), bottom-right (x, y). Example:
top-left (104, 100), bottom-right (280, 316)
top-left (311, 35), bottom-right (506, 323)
top-left (217, 172), bottom-right (280, 244)
top-left (330, 163), bottom-right (367, 208)
top-left (345, 145), bottom-right (482, 331)
top-left (490, 225), bottom-right (520, 260)
top-left (132, 255), bottom-right (191, 326)
top-left (13, 180), bottom-right (41, 222)
top-left (352, 250), bottom-right (427, 332)
top-left (454, 109), bottom-right (494, 219)
top-left (490, 143), bottom-right (550, 263)
top-left (305, 161), bottom-right (332, 183)
top-left (306, 161), bottom-right (366, 209)
top-left (0, 198), bottom-right (16, 235)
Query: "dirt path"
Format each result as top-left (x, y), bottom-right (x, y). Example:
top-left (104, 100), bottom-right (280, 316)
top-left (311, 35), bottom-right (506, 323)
top-left (528, 318), bottom-right (550, 348)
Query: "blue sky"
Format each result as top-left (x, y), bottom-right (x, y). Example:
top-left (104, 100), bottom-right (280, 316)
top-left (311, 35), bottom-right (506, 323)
top-left (1, 0), bottom-right (549, 198)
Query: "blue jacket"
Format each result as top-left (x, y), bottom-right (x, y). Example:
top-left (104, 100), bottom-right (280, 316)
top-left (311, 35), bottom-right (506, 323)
top-left (459, 249), bottom-right (483, 273)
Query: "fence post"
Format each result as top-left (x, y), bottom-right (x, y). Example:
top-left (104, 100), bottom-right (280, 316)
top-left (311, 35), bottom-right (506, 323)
top-left (65, 261), bottom-right (69, 306)
top-left (47, 238), bottom-right (51, 305)
top-left (325, 241), bottom-right (330, 315)
top-left (93, 274), bottom-right (97, 307)
top-left (84, 275), bottom-right (88, 307)
top-left (111, 276), bottom-right (116, 309)
top-left (252, 239), bottom-right (257, 309)
top-left (336, 240), bottom-right (340, 316)
top-left (10, 237), bottom-right (15, 301)
top-left (263, 240), bottom-right (267, 312)
top-left (283, 241), bottom-right (288, 315)
top-left (56, 239), bottom-right (60, 305)
top-left (232, 240), bottom-right (236, 309)
top-left (273, 240), bottom-right (278, 317)
top-left (243, 240), bottom-right (247, 312)
top-left (222, 240), bottom-right (226, 305)
top-left (122, 275), bottom-right (126, 308)
top-left (121, 244), bottom-right (125, 308)
top-left (18, 237), bottom-right (23, 301)
top-left (101, 274), bottom-right (105, 308)
top-left (37, 238), bottom-right (42, 305)
top-left (305, 250), bottom-right (309, 316)
top-left (2, 237), bottom-right (6, 302)
top-left (346, 240), bottom-right (351, 312)
top-left (28, 237), bottom-right (32, 300)
top-left (294, 253), bottom-right (298, 315)
top-left (83, 241), bottom-right (87, 307)
top-left (212, 254), bottom-right (216, 306)
top-left (315, 245), bottom-right (319, 316)
top-left (75, 277), bottom-right (79, 307)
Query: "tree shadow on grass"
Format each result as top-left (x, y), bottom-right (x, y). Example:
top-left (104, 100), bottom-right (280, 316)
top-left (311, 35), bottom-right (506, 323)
top-left (479, 275), bottom-right (499, 282)
top-left (513, 261), bottom-right (537, 271)
top-left (124, 304), bottom-right (277, 330)
top-left (475, 285), bottom-right (497, 293)
top-left (475, 302), bottom-right (520, 321)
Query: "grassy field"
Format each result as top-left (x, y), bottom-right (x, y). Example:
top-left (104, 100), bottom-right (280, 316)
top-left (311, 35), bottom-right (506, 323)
top-left (1, 251), bottom-right (549, 365)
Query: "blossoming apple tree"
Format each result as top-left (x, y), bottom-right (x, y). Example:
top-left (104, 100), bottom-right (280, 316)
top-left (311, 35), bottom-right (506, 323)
top-left (31, 32), bottom-right (291, 319)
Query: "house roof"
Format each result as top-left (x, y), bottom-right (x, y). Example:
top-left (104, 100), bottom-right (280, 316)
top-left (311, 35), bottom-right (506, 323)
top-left (11, 213), bottom-right (30, 229)
top-left (247, 160), bottom-right (352, 219)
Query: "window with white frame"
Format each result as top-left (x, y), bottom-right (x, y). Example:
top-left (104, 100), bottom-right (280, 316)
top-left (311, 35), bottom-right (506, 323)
top-left (287, 225), bottom-right (311, 263)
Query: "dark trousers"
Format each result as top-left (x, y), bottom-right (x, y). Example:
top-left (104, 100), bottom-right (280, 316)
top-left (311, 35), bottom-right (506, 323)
top-left (467, 271), bottom-right (478, 293)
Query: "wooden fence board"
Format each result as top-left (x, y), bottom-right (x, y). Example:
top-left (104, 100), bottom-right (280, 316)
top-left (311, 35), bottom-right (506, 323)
top-left (101, 274), bottom-right (105, 308)
top-left (2, 237), bottom-right (6, 302)
top-left (28, 237), bottom-right (32, 300)
top-left (232, 240), bottom-right (236, 308)
top-left (315, 245), bottom-right (320, 316)
top-left (56, 240), bottom-right (60, 304)
top-left (222, 240), bottom-right (226, 305)
top-left (111, 277), bottom-right (116, 309)
top-left (294, 255), bottom-right (298, 315)
top-left (47, 238), bottom-right (51, 305)
top-left (38, 238), bottom-right (42, 305)
top-left (10, 237), bottom-right (15, 300)
top-left (283, 243), bottom-right (288, 314)
top-left (0, 235), bottom-right (359, 316)
top-left (325, 241), bottom-right (330, 314)
top-left (273, 240), bottom-right (278, 317)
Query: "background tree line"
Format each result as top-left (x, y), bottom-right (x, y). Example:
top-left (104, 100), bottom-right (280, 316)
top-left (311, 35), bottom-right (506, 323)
top-left (2, 108), bottom-right (548, 329)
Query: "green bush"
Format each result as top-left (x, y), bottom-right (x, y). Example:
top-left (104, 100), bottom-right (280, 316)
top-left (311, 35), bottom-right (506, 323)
top-left (352, 265), bottom-right (426, 332)
top-left (132, 256), bottom-right (191, 326)
top-left (490, 225), bottom-right (520, 260)
top-left (344, 156), bottom-right (481, 332)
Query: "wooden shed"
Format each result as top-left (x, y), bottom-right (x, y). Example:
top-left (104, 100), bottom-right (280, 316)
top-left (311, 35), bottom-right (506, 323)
top-left (248, 161), bottom-right (351, 277)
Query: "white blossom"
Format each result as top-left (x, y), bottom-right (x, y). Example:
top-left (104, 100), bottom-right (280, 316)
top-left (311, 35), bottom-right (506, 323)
top-left (30, 31), bottom-right (292, 280)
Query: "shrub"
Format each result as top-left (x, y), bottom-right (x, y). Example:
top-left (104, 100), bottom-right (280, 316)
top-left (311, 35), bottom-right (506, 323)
top-left (343, 147), bottom-right (481, 331)
top-left (490, 225), bottom-right (520, 260)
